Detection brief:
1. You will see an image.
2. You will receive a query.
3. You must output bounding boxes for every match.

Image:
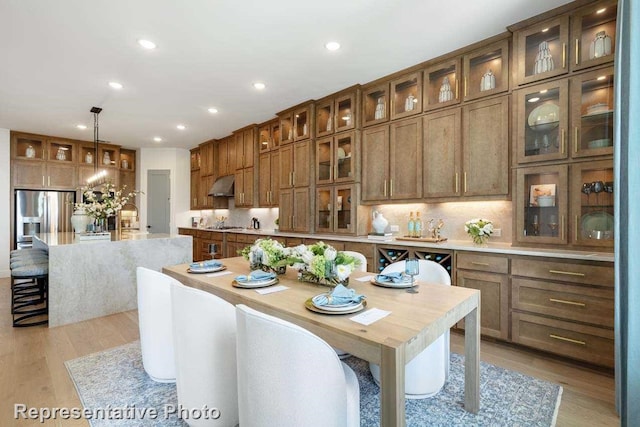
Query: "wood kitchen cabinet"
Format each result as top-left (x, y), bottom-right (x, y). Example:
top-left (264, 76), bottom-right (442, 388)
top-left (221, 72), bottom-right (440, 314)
top-left (316, 87), bottom-right (359, 137)
top-left (279, 140), bottom-right (311, 190)
top-left (390, 72), bottom-right (422, 120)
top-left (46, 138), bottom-right (77, 163)
top-left (423, 108), bottom-right (461, 198)
top-left (423, 58), bottom-right (461, 112)
top-left (258, 151), bottom-right (279, 207)
top-left (361, 117), bottom-right (422, 203)
top-left (258, 119), bottom-right (279, 153)
top-left (279, 187), bottom-right (310, 232)
top-left (234, 167), bottom-right (255, 207)
top-left (97, 145), bottom-right (119, 169)
top-left (362, 82), bottom-right (390, 127)
top-left (315, 184), bottom-right (358, 235)
top-left (571, 1), bottom-right (617, 71)
top-left (234, 125), bottom-right (256, 170)
top-left (278, 101), bottom-right (313, 144)
top-left (12, 133), bottom-right (46, 160)
top-left (217, 136), bottom-right (235, 177)
top-left (279, 140), bottom-right (312, 232)
top-left (316, 131), bottom-right (357, 185)
top-left (200, 140), bottom-right (215, 176)
top-left (462, 38), bottom-right (510, 102)
top-left (190, 169), bottom-right (200, 209)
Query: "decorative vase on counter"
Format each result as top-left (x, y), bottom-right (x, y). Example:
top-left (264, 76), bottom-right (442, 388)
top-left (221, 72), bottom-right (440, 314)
top-left (372, 211), bottom-right (389, 234)
top-left (70, 208), bottom-right (92, 233)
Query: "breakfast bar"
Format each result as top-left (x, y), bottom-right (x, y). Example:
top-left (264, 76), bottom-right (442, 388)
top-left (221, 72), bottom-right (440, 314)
top-left (33, 232), bottom-right (192, 327)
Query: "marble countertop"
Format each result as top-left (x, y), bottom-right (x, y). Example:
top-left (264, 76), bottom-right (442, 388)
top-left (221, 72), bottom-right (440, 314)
top-left (35, 231), bottom-right (189, 247)
top-left (178, 226), bottom-right (614, 262)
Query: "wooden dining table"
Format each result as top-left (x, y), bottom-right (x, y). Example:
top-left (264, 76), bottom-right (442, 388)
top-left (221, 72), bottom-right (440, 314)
top-left (163, 257), bottom-right (480, 427)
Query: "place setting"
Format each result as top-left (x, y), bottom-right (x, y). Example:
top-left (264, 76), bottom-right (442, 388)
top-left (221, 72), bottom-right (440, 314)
top-left (371, 258), bottom-right (420, 293)
top-left (232, 270), bottom-right (279, 289)
top-left (187, 259), bottom-right (226, 274)
top-left (305, 284), bottom-right (367, 315)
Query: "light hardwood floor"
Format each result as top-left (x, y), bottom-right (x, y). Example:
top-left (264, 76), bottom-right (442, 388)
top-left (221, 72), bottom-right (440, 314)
top-left (0, 277), bottom-right (619, 426)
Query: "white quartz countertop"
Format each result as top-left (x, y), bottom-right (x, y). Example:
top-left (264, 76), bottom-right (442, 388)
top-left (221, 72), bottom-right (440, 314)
top-left (35, 231), bottom-right (189, 247)
top-left (179, 227), bottom-right (614, 262)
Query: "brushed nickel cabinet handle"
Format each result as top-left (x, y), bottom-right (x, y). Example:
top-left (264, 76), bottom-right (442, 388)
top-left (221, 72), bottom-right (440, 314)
top-left (575, 39), bottom-right (579, 65)
top-left (562, 43), bottom-right (567, 69)
top-left (549, 334), bottom-right (585, 345)
top-left (549, 298), bottom-right (586, 307)
top-left (574, 127), bottom-right (579, 153)
top-left (455, 173), bottom-right (459, 193)
top-left (549, 269), bottom-right (585, 277)
top-left (471, 262), bottom-right (490, 266)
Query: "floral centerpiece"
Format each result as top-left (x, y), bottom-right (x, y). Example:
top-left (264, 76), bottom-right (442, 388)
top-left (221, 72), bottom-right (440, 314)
top-left (74, 181), bottom-right (138, 230)
top-left (239, 238), bottom-right (289, 274)
top-left (284, 241), bottom-right (360, 287)
top-left (464, 218), bottom-right (494, 245)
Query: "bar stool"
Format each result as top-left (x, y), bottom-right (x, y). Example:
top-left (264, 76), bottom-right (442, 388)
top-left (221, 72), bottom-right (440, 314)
top-left (11, 262), bottom-right (49, 327)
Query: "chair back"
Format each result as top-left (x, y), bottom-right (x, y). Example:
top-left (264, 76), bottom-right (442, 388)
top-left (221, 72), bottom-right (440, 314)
top-left (342, 250), bottom-right (367, 272)
top-left (136, 267), bottom-right (176, 382)
top-left (236, 304), bottom-right (351, 427)
top-left (170, 282), bottom-right (238, 426)
top-left (381, 259), bottom-right (451, 286)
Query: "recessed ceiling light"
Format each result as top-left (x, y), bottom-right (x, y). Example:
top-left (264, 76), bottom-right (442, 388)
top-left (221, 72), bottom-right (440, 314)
top-left (528, 97), bottom-right (540, 103)
top-left (253, 82), bottom-right (266, 90)
top-left (153, 137), bottom-right (163, 142)
top-left (325, 41), bottom-right (341, 51)
top-left (76, 124), bottom-right (87, 130)
top-left (109, 81), bottom-right (123, 90)
top-left (138, 39), bottom-right (156, 49)
top-left (597, 75), bottom-right (607, 81)
top-left (596, 8), bottom-right (606, 14)
top-left (176, 124), bottom-right (186, 130)
top-left (208, 108), bottom-right (219, 114)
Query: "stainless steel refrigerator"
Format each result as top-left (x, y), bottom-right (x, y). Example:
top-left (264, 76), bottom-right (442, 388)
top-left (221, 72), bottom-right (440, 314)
top-left (14, 190), bottom-right (76, 249)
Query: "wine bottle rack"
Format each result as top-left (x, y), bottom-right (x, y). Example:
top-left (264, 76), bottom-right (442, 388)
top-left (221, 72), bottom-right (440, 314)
top-left (376, 246), bottom-right (453, 276)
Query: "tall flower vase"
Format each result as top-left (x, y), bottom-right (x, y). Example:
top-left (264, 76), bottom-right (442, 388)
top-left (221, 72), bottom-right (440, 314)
top-left (470, 235), bottom-right (489, 246)
top-left (94, 218), bottom-right (107, 233)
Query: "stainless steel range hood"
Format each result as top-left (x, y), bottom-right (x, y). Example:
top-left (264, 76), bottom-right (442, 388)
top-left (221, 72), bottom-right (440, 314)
top-left (208, 175), bottom-right (235, 197)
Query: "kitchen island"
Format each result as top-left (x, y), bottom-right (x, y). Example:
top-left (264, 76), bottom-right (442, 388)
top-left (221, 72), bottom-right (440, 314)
top-left (33, 231), bottom-right (192, 327)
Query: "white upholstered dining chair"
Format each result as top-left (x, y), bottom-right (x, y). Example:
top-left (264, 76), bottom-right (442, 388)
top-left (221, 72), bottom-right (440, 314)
top-left (235, 304), bottom-right (360, 427)
top-left (342, 250), bottom-right (368, 272)
top-left (369, 259), bottom-right (451, 398)
top-left (136, 267), bottom-right (177, 383)
top-left (170, 282), bottom-right (238, 427)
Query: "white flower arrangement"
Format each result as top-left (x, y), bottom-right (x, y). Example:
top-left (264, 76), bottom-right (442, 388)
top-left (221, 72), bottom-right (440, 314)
top-left (240, 238), bottom-right (289, 273)
top-left (74, 181), bottom-right (138, 221)
top-left (285, 241), bottom-right (360, 286)
top-left (464, 218), bottom-right (494, 245)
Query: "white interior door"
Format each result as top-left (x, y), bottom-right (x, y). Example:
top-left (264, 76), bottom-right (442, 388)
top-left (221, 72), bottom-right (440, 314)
top-left (147, 170), bottom-right (170, 234)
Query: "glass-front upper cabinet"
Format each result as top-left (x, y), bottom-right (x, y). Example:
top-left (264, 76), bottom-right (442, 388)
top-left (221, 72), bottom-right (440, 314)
top-left (571, 160), bottom-right (614, 248)
top-left (315, 185), bottom-right (355, 234)
top-left (47, 139), bottom-right (75, 163)
top-left (423, 59), bottom-right (460, 112)
top-left (362, 82), bottom-right (389, 127)
top-left (293, 106), bottom-right (311, 141)
top-left (279, 112), bottom-right (294, 145)
top-left (258, 123), bottom-right (272, 152)
top-left (316, 99), bottom-right (334, 138)
top-left (463, 39), bottom-right (509, 102)
top-left (515, 16), bottom-right (569, 86)
top-left (335, 93), bottom-right (356, 133)
top-left (516, 164), bottom-right (568, 245)
top-left (12, 134), bottom-right (45, 160)
top-left (390, 72), bottom-right (422, 120)
top-left (316, 131), bottom-right (355, 185)
top-left (572, 1), bottom-right (617, 71)
top-left (570, 67), bottom-right (614, 158)
top-left (515, 80), bottom-right (569, 164)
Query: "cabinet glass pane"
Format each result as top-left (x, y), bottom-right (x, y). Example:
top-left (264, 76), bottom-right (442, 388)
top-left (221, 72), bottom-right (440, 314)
top-left (281, 116), bottom-right (293, 143)
top-left (272, 123), bottom-right (280, 149)
top-left (317, 139), bottom-right (332, 182)
top-left (259, 126), bottom-right (270, 152)
top-left (316, 101), bottom-right (333, 135)
top-left (294, 111), bottom-right (308, 139)
top-left (335, 187), bottom-right (352, 232)
top-left (425, 63), bottom-right (458, 108)
top-left (336, 134), bottom-right (353, 181)
top-left (466, 46), bottom-right (505, 99)
top-left (578, 72), bottom-right (614, 152)
top-left (48, 141), bottom-right (74, 162)
top-left (523, 171), bottom-right (562, 238)
top-left (336, 97), bottom-right (354, 131)
top-left (317, 188), bottom-right (332, 230)
top-left (577, 4), bottom-right (617, 67)
top-left (576, 166), bottom-right (614, 242)
top-left (363, 84), bottom-right (388, 125)
top-left (16, 136), bottom-right (44, 159)
top-left (392, 75), bottom-right (420, 117)
top-left (523, 87), bottom-right (562, 158)
top-left (524, 24), bottom-right (563, 80)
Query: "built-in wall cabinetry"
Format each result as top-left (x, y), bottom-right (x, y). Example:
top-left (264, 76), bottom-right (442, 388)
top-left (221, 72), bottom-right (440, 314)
top-left (190, 148), bottom-right (201, 209)
top-left (463, 39), bottom-right (510, 102)
top-left (315, 184), bottom-right (360, 234)
top-left (390, 72), bottom-right (422, 120)
top-left (234, 126), bottom-right (256, 170)
top-left (234, 167), bottom-right (255, 208)
top-left (316, 131), bottom-right (358, 185)
top-left (423, 59), bottom-right (460, 112)
top-left (362, 82), bottom-right (390, 127)
top-left (279, 141), bottom-right (312, 232)
top-left (571, 1), bottom-right (617, 71)
top-left (315, 87), bottom-right (359, 138)
top-left (258, 151), bottom-right (279, 207)
top-left (258, 119), bottom-right (280, 153)
top-left (233, 125), bottom-right (257, 208)
top-left (217, 136), bottom-right (235, 177)
top-left (278, 102), bottom-right (313, 145)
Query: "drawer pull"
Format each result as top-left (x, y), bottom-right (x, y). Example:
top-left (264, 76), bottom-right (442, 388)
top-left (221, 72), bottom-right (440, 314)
top-left (471, 262), bottom-right (490, 266)
top-left (549, 269), bottom-right (585, 277)
top-left (549, 298), bottom-right (586, 307)
top-left (549, 334), bottom-right (585, 346)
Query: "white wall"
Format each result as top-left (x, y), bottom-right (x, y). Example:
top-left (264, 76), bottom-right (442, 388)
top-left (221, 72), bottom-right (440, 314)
top-left (139, 148), bottom-right (190, 234)
top-left (0, 128), bottom-right (11, 277)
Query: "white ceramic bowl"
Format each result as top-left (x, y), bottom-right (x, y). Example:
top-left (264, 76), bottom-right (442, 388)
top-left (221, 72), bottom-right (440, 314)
top-left (537, 195), bottom-right (555, 207)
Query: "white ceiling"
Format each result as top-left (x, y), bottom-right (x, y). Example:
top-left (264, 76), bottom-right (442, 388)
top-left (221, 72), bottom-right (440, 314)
top-left (0, 0), bottom-right (571, 150)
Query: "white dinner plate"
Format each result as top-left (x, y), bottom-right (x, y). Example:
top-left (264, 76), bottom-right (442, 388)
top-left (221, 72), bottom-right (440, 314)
top-left (304, 298), bottom-right (366, 315)
top-left (371, 275), bottom-right (414, 289)
top-left (187, 265), bottom-right (226, 274)
top-left (232, 277), bottom-right (279, 288)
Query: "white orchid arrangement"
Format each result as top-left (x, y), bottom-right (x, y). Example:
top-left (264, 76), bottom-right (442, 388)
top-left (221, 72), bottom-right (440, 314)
top-left (464, 218), bottom-right (494, 244)
top-left (285, 241), bottom-right (360, 286)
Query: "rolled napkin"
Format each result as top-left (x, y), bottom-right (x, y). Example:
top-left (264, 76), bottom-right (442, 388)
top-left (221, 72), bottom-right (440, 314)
top-left (235, 270), bottom-right (276, 282)
top-left (312, 284), bottom-right (365, 307)
top-left (190, 260), bottom-right (222, 269)
top-left (376, 272), bottom-right (408, 283)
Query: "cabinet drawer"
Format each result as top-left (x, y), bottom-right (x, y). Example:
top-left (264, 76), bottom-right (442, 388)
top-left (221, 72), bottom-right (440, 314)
top-left (457, 252), bottom-right (509, 274)
top-left (178, 228), bottom-right (196, 236)
top-left (511, 258), bottom-right (613, 287)
top-left (513, 278), bottom-right (613, 328)
top-left (512, 312), bottom-right (614, 367)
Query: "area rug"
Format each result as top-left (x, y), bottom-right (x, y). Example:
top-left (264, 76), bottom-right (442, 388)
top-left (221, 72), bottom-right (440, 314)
top-left (65, 341), bottom-right (562, 427)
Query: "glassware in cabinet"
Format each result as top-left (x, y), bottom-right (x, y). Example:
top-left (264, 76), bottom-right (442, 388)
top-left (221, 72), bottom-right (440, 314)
top-left (258, 123), bottom-right (271, 152)
top-left (515, 80), bottom-right (569, 164)
top-left (515, 165), bottom-right (568, 245)
top-left (315, 99), bottom-right (334, 137)
top-left (362, 82), bottom-right (389, 126)
top-left (571, 160), bottom-right (614, 247)
top-left (515, 16), bottom-right (569, 86)
top-left (316, 137), bottom-right (333, 184)
top-left (571, 1), bottom-right (617, 71)
top-left (423, 59), bottom-right (460, 112)
top-left (279, 112), bottom-right (294, 144)
top-left (570, 67), bottom-right (614, 158)
top-left (335, 132), bottom-right (354, 182)
top-left (463, 39), bottom-right (509, 102)
top-left (335, 93), bottom-right (356, 132)
top-left (293, 105), bottom-right (311, 141)
top-left (390, 72), bottom-right (422, 120)
top-left (316, 187), bottom-right (333, 233)
top-left (13, 134), bottom-right (45, 160)
top-left (47, 140), bottom-right (75, 162)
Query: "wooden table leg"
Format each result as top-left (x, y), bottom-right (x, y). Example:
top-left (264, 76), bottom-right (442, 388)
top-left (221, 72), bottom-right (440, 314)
top-left (380, 345), bottom-right (405, 427)
top-left (464, 305), bottom-right (481, 413)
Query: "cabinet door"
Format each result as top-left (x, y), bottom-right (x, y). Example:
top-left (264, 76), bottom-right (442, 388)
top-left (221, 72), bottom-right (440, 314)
top-left (227, 137), bottom-right (236, 174)
top-left (515, 15), bottom-right (570, 86)
top-left (462, 95), bottom-right (509, 196)
top-left (280, 112), bottom-right (294, 144)
top-left (390, 72), bottom-right (422, 120)
top-left (423, 58), bottom-right (461, 112)
top-left (243, 167), bottom-right (255, 207)
top-left (243, 128), bottom-right (255, 168)
top-left (457, 270), bottom-right (509, 340)
top-left (335, 185), bottom-right (355, 234)
top-left (293, 106), bottom-right (311, 141)
top-left (190, 169), bottom-right (200, 209)
top-left (47, 163), bottom-right (77, 189)
top-left (279, 144), bottom-right (293, 189)
top-left (293, 140), bottom-right (311, 187)
top-left (316, 186), bottom-right (334, 233)
top-left (259, 152), bottom-right (271, 207)
top-left (316, 99), bottom-right (334, 137)
top-left (389, 117), bottom-right (422, 200)
top-left (335, 93), bottom-right (356, 132)
top-left (361, 124), bottom-right (389, 202)
top-left (217, 138), bottom-right (228, 176)
top-left (201, 175), bottom-right (215, 208)
top-left (362, 82), bottom-right (390, 127)
top-left (234, 132), bottom-right (245, 171)
top-left (423, 108), bottom-right (461, 198)
top-left (293, 187), bottom-right (310, 232)
top-left (463, 39), bottom-right (510, 102)
top-left (335, 131), bottom-right (356, 183)
top-left (570, 67), bottom-right (614, 158)
top-left (12, 160), bottom-right (45, 188)
top-left (516, 164), bottom-right (569, 245)
top-left (571, 1), bottom-right (617, 71)
top-left (234, 170), bottom-right (244, 206)
top-left (270, 152), bottom-right (279, 205)
top-left (316, 137), bottom-right (333, 185)
top-left (258, 124), bottom-right (271, 153)
top-left (514, 80), bottom-right (569, 164)
top-left (279, 188), bottom-right (293, 231)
